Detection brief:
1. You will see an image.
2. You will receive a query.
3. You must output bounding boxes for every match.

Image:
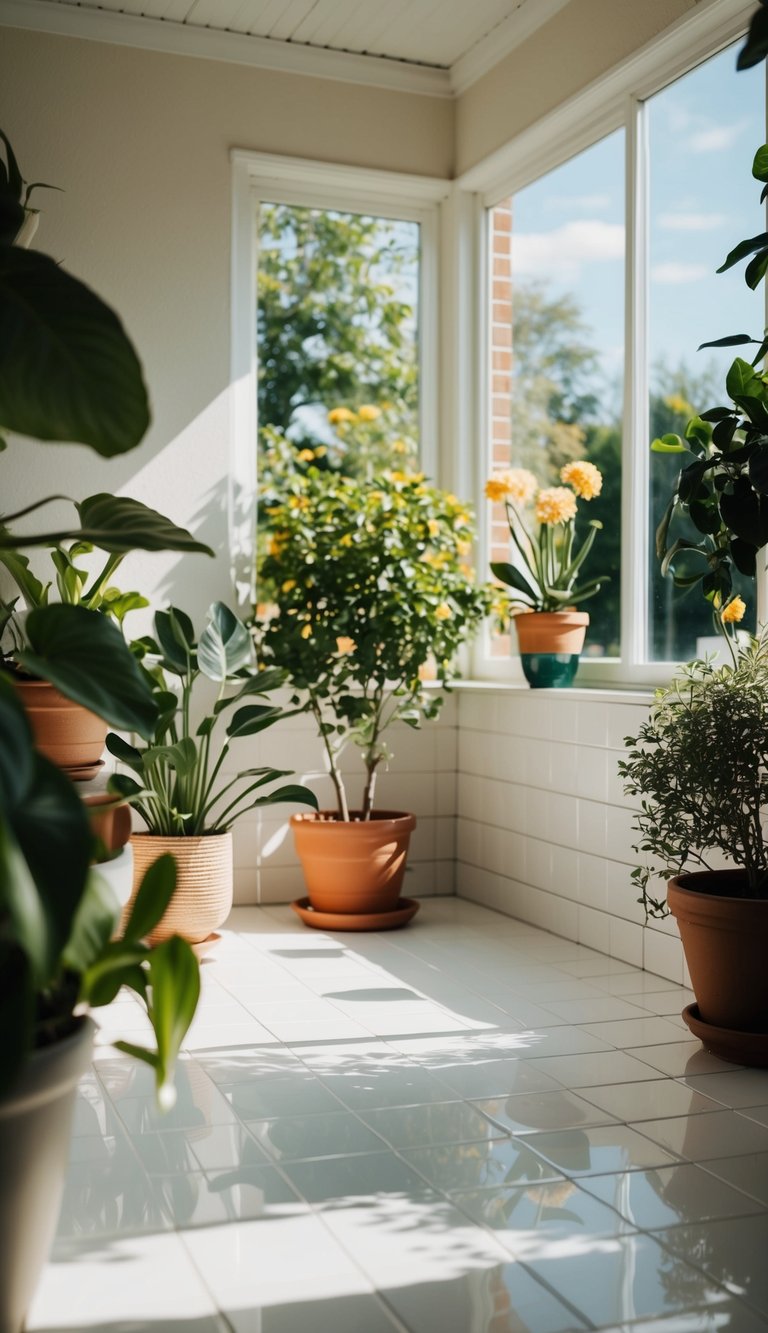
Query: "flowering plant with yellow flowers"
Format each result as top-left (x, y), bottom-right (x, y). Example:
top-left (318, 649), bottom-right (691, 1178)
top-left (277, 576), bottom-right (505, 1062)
top-left (254, 466), bottom-right (490, 820)
top-left (486, 460), bottom-right (609, 616)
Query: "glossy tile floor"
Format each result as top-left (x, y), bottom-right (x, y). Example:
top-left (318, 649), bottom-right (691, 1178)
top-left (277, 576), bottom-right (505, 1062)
top-left (28, 899), bottom-right (768, 1333)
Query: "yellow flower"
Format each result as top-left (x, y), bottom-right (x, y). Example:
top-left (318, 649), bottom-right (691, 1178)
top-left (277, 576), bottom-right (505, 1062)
top-left (281, 579), bottom-right (296, 593)
top-left (268, 531), bottom-right (289, 557)
top-left (456, 539), bottom-right (472, 557)
top-left (435, 602), bottom-right (453, 620)
top-left (288, 494), bottom-right (309, 510)
top-left (358, 404), bottom-right (381, 421)
top-left (300, 623), bottom-right (313, 639)
top-left (314, 445), bottom-right (327, 457)
top-left (327, 407), bottom-right (356, 425)
top-left (392, 439), bottom-right (409, 454)
top-left (721, 596), bottom-right (746, 624)
top-left (560, 460), bottom-right (602, 500)
top-left (297, 448), bottom-right (315, 462)
top-left (336, 636), bottom-right (356, 655)
top-left (535, 487), bottom-right (578, 525)
top-left (485, 469), bottom-right (537, 505)
top-left (427, 519), bottom-right (440, 537)
top-left (339, 533), bottom-right (354, 547)
top-left (665, 392), bottom-right (694, 417)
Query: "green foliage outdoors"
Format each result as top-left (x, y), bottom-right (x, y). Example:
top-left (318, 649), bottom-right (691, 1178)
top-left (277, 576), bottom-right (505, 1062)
top-left (0, 680), bottom-right (199, 1102)
top-left (619, 628), bottom-right (768, 917)
top-left (255, 461), bottom-right (490, 819)
top-left (107, 601), bottom-right (317, 835)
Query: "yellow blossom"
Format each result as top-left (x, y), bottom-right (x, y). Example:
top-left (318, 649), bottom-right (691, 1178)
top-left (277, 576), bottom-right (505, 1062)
top-left (268, 531), bottom-right (289, 557)
top-left (459, 563), bottom-right (474, 577)
top-left (485, 469), bottom-right (537, 505)
top-left (560, 460), bottom-right (603, 500)
top-left (300, 623), bottom-right (313, 639)
top-left (665, 392), bottom-right (694, 417)
top-left (327, 407), bottom-right (356, 425)
top-left (535, 487), bottom-right (578, 525)
top-left (288, 494), bottom-right (309, 510)
top-left (435, 602), bottom-right (453, 620)
top-left (281, 579), bottom-right (296, 593)
top-left (314, 445), bottom-right (327, 457)
top-left (427, 519), bottom-right (440, 537)
top-left (358, 404), bottom-right (381, 421)
top-left (339, 533), bottom-right (354, 548)
top-left (297, 448), bottom-right (315, 462)
top-left (336, 636), bottom-right (356, 655)
top-left (392, 439), bottom-right (409, 454)
top-left (721, 596), bottom-right (746, 624)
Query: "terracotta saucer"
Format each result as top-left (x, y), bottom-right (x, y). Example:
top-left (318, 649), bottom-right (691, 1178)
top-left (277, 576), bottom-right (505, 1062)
top-left (189, 932), bottom-right (222, 961)
top-left (291, 897), bottom-right (420, 932)
top-left (682, 1003), bottom-right (768, 1068)
top-left (64, 758), bottom-right (106, 782)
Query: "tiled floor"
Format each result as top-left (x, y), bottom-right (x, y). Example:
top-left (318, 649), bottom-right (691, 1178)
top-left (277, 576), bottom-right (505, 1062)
top-left (28, 899), bottom-right (768, 1333)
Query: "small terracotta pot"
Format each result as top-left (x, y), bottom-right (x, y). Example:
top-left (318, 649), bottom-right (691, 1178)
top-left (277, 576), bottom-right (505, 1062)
top-left (668, 871), bottom-right (768, 1037)
top-left (291, 810), bottom-right (416, 915)
top-left (127, 831), bottom-right (233, 944)
top-left (82, 793), bottom-right (132, 858)
top-left (513, 610), bottom-right (589, 655)
top-left (14, 678), bottom-right (107, 774)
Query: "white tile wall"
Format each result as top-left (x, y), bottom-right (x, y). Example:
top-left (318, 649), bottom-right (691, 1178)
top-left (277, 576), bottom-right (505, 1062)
top-left (454, 688), bottom-right (687, 986)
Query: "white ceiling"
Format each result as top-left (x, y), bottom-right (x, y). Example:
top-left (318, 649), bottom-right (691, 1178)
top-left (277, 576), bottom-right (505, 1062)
top-left (0, 0), bottom-right (571, 94)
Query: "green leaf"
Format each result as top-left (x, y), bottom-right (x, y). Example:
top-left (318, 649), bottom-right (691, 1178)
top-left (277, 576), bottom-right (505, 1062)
top-left (0, 549), bottom-right (48, 607)
top-left (731, 537), bottom-right (758, 576)
top-left (62, 868), bottom-right (121, 974)
top-left (720, 482), bottom-right (768, 548)
top-left (650, 434), bottom-right (688, 453)
top-left (746, 249), bottom-right (768, 291)
top-left (0, 942), bottom-right (33, 1098)
top-left (749, 441), bottom-right (768, 495)
top-left (144, 936), bottom-right (200, 1104)
top-left (738, 7), bottom-right (768, 69)
top-left (717, 233), bottom-right (768, 275)
top-left (75, 495), bottom-right (213, 556)
top-left (197, 603), bottom-right (252, 681)
top-left (122, 853), bottom-right (178, 944)
top-left (0, 813), bottom-right (51, 986)
top-left (212, 667), bottom-right (287, 714)
top-left (144, 737), bottom-right (197, 778)
top-left (105, 733), bottom-right (145, 773)
top-left (81, 940), bottom-right (149, 1007)
top-left (19, 604), bottom-right (158, 738)
top-left (225, 704), bottom-right (284, 739)
top-left (698, 334), bottom-right (757, 350)
top-left (155, 607), bottom-right (196, 673)
top-left (489, 560), bottom-right (539, 603)
top-left (0, 249), bottom-right (150, 455)
top-left (753, 144), bottom-right (768, 183)
top-left (726, 358), bottom-right (765, 400)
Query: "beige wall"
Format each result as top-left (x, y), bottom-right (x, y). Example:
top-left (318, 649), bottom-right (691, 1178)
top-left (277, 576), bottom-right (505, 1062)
top-left (455, 0), bottom-right (699, 175)
top-left (1, 26), bottom-right (453, 619)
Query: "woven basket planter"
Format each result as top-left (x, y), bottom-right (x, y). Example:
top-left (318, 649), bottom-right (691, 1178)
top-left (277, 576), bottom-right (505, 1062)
top-left (128, 831), bottom-right (233, 944)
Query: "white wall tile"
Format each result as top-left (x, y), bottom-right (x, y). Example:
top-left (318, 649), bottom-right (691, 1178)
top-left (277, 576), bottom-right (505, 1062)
top-left (643, 927), bottom-right (685, 984)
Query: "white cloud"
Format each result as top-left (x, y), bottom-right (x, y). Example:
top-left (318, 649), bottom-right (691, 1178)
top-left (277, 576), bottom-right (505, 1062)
top-left (689, 120), bottom-right (750, 153)
top-left (512, 220), bottom-right (625, 279)
top-left (658, 212), bottom-right (728, 231)
top-left (651, 261), bottom-right (710, 284)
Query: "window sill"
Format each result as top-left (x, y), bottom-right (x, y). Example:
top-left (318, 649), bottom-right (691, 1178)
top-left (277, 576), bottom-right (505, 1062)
top-left (446, 679), bottom-right (655, 705)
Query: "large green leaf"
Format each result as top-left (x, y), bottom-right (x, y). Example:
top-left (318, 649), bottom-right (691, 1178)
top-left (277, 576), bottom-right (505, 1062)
top-left (726, 358), bottom-right (763, 400)
top-left (75, 495), bottom-right (213, 556)
top-left (0, 249), bottom-right (150, 455)
top-left (226, 704), bottom-right (284, 739)
top-left (122, 854), bottom-right (178, 944)
top-left (155, 607), bottom-right (196, 674)
top-left (136, 935), bottom-right (200, 1105)
top-left (19, 604), bottom-right (158, 738)
top-left (738, 7), bottom-right (768, 69)
top-left (62, 868), bottom-right (121, 975)
top-left (0, 549), bottom-right (48, 607)
top-left (212, 667), bottom-right (287, 714)
top-left (198, 603), bottom-right (252, 681)
top-left (718, 234), bottom-right (768, 275)
top-left (0, 940), bottom-right (33, 1097)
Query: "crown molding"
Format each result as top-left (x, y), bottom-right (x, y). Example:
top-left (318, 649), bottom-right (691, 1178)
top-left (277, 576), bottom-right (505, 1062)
top-left (450, 0), bottom-right (571, 96)
top-left (0, 0), bottom-right (453, 98)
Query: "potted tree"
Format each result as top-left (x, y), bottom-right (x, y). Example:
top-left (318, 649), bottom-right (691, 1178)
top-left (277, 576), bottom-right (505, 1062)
top-left (485, 461), bottom-right (609, 687)
top-left (255, 459), bottom-right (489, 929)
top-left (108, 600), bottom-right (318, 944)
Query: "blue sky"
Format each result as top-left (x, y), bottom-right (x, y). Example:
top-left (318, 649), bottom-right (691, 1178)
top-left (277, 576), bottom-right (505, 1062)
top-left (511, 40), bottom-right (766, 406)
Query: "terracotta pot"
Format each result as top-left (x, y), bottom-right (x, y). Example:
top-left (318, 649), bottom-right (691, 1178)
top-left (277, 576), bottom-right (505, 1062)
top-left (513, 611), bottom-right (589, 689)
top-left (290, 810), bottom-right (416, 915)
top-left (668, 871), bottom-right (768, 1036)
top-left (14, 678), bottom-right (108, 775)
top-left (127, 831), bottom-right (233, 944)
top-left (0, 1018), bottom-right (94, 1333)
top-left (83, 792), bottom-right (132, 858)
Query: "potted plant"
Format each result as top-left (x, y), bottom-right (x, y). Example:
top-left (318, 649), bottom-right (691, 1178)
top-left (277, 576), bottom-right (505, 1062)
top-left (619, 630), bottom-right (768, 1063)
top-left (107, 601), bottom-right (318, 944)
top-left (485, 461), bottom-right (608, 687)
top-left (0, 680), bottom-right (201, 1332)
top-left (254, 461), bottom-right (489, 927)
top-left (1, 126), bottom-right (204, 1330)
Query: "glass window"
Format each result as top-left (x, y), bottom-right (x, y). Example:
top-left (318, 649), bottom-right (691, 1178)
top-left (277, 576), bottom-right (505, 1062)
top-left (647, 43), bottom-right (763, 660)
top-left (487, 131), bottom-right (625, 660)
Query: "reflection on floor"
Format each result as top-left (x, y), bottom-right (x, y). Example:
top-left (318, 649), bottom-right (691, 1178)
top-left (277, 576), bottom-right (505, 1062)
top-left (28, 899), bottom-right (768, 1333)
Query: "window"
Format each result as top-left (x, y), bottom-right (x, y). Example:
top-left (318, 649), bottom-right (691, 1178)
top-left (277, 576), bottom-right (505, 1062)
top-left (229, 154), bottom-right (447, 601)
top-left (474, 8), bottom-right (766, 683)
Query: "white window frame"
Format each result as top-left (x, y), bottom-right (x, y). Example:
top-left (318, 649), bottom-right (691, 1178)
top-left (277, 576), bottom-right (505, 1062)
top-left (229, 150), bottom-right (450, 607)
top-left (456, 0), bottom-right (764, 687)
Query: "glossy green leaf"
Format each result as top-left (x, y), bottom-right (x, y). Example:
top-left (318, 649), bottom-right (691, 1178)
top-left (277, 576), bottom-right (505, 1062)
top-left (650, 434), bottom-right (688, 453)
top-left (198, 602), bottom-right (252, 681)
top-left (0, 249), bottom-right (150, 455)
top-left (738, 7), bottom-right (768, 69)
top-left (76, 495), bottom-right (212, 556)
top-left (753, 144), bottom-right (768, 182)
top-left (717, 233), bottom-right (768, 275)
top-left (225, 704), bottom-right (283, 739)
top-left (0, 549), bottom-right (48, 608)
top-left (144, 936), bottom-right (200, 1104)
top-left (155, 607), bottom-right (196, 673)
top-left (19, 604), bottom-right (158, 738)
top-left (726, 357), bottom-right (763, 399)
top-left (122, 854), bottom-right (178, 944)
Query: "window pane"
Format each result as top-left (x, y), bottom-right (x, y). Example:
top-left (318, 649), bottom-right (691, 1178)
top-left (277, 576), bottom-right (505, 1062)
top-left (488, 131), bottom-right (624, 660)
top-left (257, 203), bottom-right (420, 474)
top-left (647, 43), bottom-right (763, 660)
